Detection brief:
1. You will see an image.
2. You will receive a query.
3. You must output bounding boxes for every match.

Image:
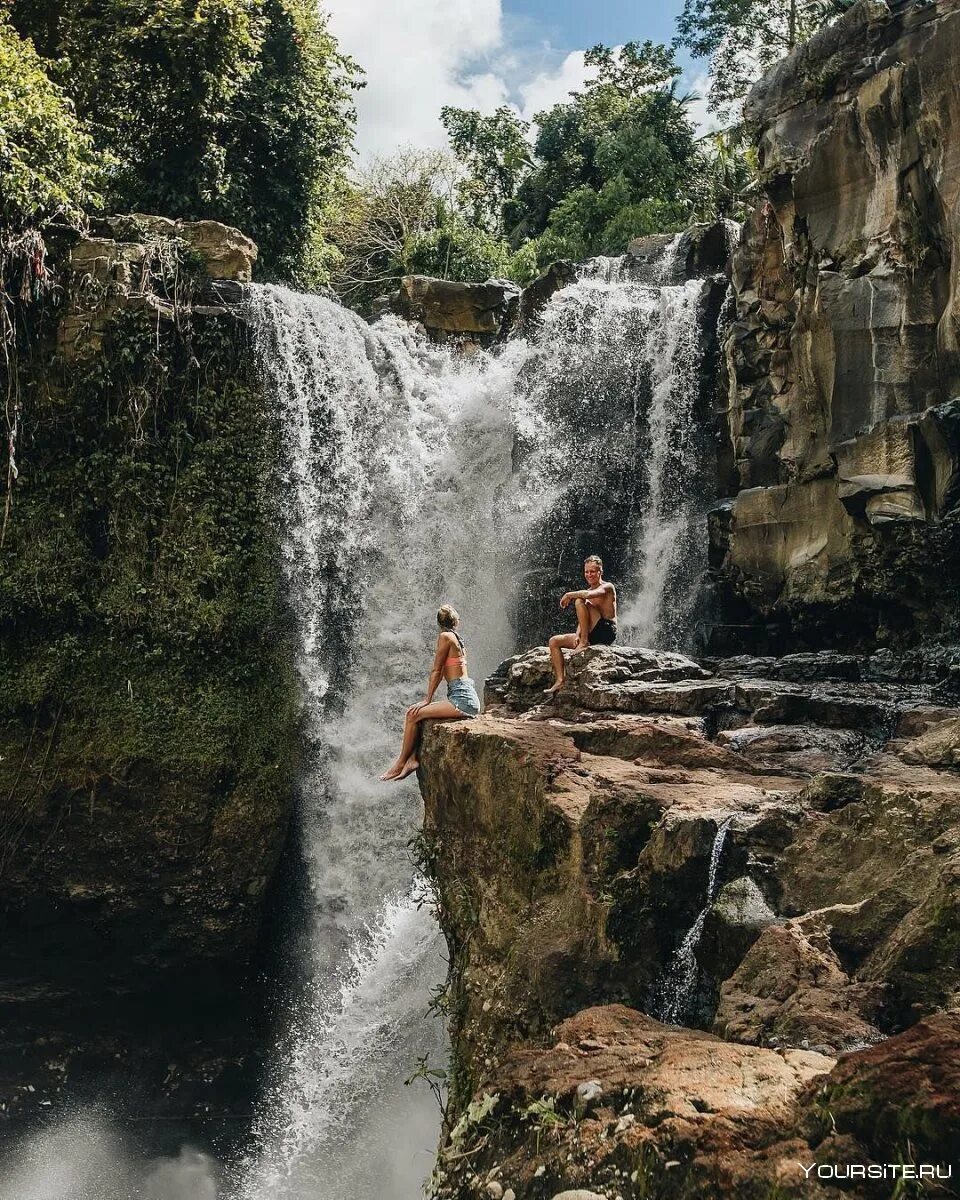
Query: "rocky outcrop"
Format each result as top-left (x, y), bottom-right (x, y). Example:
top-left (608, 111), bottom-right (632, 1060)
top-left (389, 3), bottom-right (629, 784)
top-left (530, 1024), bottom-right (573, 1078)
top-left (712, 0), bottom-right (960, 651)
top-left (420, 645), bottom-right (960, 1197)
top-left (57, 215), bottom-right (253, 359)
top-left (394, 275), bottom-right (521, 339)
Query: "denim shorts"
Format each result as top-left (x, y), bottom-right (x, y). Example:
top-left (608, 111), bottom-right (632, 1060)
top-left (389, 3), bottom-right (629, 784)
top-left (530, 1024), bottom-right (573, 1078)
top-left (447, 677), bottom-right (481, 717)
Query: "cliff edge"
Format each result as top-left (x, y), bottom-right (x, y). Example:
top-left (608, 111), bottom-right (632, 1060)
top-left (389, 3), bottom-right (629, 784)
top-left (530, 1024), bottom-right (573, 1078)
top-left (420, 646), bottom-right (960, 1198)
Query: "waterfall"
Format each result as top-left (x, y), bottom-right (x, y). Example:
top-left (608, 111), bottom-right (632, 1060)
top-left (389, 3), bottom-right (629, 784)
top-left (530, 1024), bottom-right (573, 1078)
top-left (235, 255), bottom-right (718, 1195)
top-left (514, 240), bottom-right (712, 652)
top-left (654, 816), bottom-right (734, 1025)
top-left (0, 239), bottom-right (720, 1198)
top-left (234, 288), bottom-right (540, 1199)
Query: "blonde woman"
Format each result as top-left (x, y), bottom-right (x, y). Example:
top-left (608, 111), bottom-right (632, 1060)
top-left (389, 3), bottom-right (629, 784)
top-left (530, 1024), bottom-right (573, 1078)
top-left (380, 605), bottom-right (481, 782)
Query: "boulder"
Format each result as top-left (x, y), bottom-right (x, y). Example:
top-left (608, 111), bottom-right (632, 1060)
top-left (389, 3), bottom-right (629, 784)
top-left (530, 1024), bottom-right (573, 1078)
top-left (397, 275), bottom-right (520, 335)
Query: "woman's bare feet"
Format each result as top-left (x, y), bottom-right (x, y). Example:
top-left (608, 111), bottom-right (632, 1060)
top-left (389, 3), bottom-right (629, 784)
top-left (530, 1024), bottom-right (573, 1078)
top-left (379, 764), bottom-right (404, 781)
top-left (396, 758), bottom-right (419, 780)
top-left (543, 680), bottom-right (563, 695)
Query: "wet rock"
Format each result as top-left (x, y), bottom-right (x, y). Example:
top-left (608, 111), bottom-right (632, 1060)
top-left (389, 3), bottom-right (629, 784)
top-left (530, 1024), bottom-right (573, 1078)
top-left (397, 275), bottom-right (520, 335)
top-left (698, 876), bottom-right (777, 998)
top-left (507, 261), bottom-right (577, 334)
top-left (899, 716), bottom-right (960, 766)
top-left (717, 724), bottom-right (866, 772)
top-left (713, 917), bottom-right (885, 1053)
top-left (486, 645), bottom-right (716, 717)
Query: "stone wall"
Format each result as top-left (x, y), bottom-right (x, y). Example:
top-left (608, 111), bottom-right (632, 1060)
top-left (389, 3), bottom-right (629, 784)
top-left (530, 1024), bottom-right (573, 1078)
top-left (712, 0), bottom-right (960, 651)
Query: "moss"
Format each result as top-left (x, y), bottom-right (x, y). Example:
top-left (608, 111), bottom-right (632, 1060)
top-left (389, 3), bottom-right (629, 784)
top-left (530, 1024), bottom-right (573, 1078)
top-left (0, 262), bottom-right (298, 949)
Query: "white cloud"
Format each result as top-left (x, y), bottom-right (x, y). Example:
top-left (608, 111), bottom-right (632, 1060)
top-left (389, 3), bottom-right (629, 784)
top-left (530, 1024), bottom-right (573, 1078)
top-left (683, 71), bottom-right (722, 138)
top-left (324, 4), bottom-right (718, 162)
top-left (324, 0), bottom-right (510, 160)
top-left (517, 50), bottom-right (596, 122)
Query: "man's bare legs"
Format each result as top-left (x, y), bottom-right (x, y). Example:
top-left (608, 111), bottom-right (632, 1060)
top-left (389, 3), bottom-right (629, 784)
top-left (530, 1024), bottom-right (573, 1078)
top-left (545, 599), bottom-right (601, 695)
top-left (574, 597), bottom-right (600, 648)
top-left (380, 699), bottom-right (467, 781)
top-left (545, 632), bottom-right (578, 694)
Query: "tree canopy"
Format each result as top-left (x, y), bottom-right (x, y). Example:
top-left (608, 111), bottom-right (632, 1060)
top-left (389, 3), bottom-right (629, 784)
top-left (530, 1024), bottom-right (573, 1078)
top-left (437, 42), bottom-right (721, 269)
top-left (5, 0), bottom-right (360, 284)
top-left (0, 12), bottom-right (101, 228)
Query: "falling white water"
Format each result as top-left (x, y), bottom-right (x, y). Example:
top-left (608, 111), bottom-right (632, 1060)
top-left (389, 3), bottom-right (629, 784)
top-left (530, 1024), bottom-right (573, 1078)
top-left (655, 816), bottom-right (734, 1025)
top-left (620, 236), bottom-right (709, 648)
top-left (236, 254), bottom-right (718, 1196)
top-left (236, 288), bottom-right (546, 1200)
top-left (518, 242), bottom-right (710, 651)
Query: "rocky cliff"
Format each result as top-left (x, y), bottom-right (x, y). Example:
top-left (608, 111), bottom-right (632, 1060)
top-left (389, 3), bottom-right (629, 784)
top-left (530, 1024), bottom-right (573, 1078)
top-left (420, 646), bottom-right (960, 1198)
top-left (712, 0), bottom-right (960, 652)
top-left (0, 217), bottom-right (296, 1146)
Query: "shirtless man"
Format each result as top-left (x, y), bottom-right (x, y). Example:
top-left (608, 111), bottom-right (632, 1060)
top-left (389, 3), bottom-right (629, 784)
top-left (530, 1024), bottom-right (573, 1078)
top-left (544, 554), bottom-right (617, 695)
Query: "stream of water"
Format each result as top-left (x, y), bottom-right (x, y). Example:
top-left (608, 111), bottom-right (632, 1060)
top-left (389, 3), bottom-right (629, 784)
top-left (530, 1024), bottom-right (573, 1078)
top-left (654, 816), bottom-right (735, 1025)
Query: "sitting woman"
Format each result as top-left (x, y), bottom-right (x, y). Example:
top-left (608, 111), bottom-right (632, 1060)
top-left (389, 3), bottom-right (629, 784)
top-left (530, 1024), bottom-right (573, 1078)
top-left (380, 604), bottom-right (482, 782)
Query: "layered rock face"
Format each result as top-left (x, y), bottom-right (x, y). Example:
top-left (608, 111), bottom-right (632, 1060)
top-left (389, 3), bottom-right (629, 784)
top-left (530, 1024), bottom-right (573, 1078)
top-left (420, 646), bottom-right (960, 1198)
top-left (0, 220), bottom-right (295, 1143)
top-left (713, 0), bottom-right (960, 650)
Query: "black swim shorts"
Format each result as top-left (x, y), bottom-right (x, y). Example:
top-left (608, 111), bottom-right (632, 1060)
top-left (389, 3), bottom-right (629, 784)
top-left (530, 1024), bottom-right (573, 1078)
top-left (588, 617), bottom-right (617, 646)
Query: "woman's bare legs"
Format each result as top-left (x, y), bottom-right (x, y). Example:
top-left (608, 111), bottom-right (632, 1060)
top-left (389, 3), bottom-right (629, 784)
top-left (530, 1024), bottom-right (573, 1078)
top-left (380, 699), bottom-right (468, 781)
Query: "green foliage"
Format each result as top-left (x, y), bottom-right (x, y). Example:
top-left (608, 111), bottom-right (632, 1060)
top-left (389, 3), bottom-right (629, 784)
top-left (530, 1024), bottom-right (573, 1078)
top-left (220, 0), bottom-right (362, 286)
top-left (7, 0), bottom-right (359, 283)
top-left (440, 43), bottom-right (710, 272)
top-left (0, 13), bottom-right (101, 226)
top-left (675, 0), bottom-right (851, 116)
top-left (440, 105), bottom-right (531, 233)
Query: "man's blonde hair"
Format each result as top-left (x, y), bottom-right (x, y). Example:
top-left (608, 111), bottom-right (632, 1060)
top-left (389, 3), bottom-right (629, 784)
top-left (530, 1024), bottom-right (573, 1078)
top-left (584, 554), bottom-right (603, 571)
top-left (437, 604), bottom-right (460, 629)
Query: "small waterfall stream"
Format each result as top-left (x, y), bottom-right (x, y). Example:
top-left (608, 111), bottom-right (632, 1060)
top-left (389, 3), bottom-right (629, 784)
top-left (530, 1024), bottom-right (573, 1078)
top-left (654, 816), bottom-right (734, 1025)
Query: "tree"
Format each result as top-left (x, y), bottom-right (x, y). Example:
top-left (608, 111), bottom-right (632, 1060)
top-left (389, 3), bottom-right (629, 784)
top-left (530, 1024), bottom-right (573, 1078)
top-left (439, 106), bottom-right (530, 234)
top-left (515, 43), bottom-right (707, 260)
top-left (222, 0), bottom-right (362, 286)
top-left (0, 13), bottom-right (101, 228)
top-left (675, 0), bottom-right (852, 116)
top-left (328, 149), bottom-right (537, 312)
top-left (7, 0), bottom-right (360, 283)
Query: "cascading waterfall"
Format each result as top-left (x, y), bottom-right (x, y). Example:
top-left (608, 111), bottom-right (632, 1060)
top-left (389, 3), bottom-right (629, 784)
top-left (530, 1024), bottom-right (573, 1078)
top-left (654, 816), bottom-right (734, 1025)
top-left (235, 250), bottom-right (718, 1197)
top-left (235, 288), bottom-right (538, 1199)
top-left (516, 240), bottom-right (711, 652)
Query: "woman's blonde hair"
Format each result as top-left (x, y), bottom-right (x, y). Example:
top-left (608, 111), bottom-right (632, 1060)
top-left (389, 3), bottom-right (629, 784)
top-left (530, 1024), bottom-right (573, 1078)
top-left (437, 604), bottom-right (460, 630)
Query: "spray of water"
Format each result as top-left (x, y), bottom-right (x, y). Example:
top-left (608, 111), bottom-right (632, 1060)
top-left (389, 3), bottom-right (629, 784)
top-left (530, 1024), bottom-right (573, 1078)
top-left (0, 1116), bottom-right (219, 1200)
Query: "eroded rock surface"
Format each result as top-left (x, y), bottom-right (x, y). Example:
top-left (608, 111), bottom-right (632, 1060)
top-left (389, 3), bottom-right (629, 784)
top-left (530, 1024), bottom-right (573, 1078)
top-left (421, 645), bottom-right (960, 1197)
top-left (712, 0), bottom-right (960, 651)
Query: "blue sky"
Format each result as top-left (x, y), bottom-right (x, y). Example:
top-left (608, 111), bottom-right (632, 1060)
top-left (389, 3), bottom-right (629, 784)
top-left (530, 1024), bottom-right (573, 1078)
top-left (325, 0), bottom-right (708, 160)
top-left (504, 0), bottom-right (687, 56)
